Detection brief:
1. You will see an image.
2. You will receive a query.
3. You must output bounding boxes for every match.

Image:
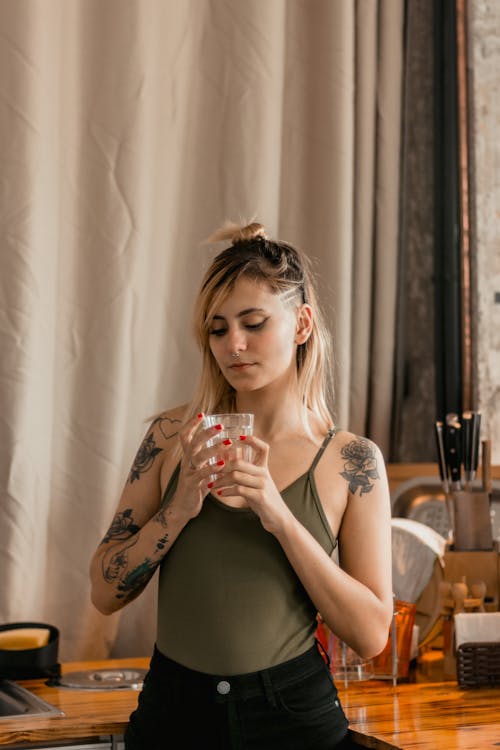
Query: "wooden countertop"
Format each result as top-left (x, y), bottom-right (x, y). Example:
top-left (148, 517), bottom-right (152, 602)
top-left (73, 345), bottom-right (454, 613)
top-left (0, 657), bottom-right (147, 746)
top-left (0, 658), bottom-right (149, 747)
top-left (1, 658), bottom-right (499, 748)
top-left (342, 679), bottom-right (500, 749)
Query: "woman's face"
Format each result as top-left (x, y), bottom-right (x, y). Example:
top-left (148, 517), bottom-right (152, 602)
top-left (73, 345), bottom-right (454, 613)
top-left (207, 276), bottom-right (310, 394)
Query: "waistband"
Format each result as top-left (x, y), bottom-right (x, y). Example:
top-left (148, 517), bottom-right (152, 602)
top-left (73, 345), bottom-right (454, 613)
top-left (151, 641), bottom-right (331, 703)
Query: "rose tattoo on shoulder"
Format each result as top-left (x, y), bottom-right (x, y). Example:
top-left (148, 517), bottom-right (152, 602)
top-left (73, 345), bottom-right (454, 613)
top-left (340, 438), bottom-right (379, 496)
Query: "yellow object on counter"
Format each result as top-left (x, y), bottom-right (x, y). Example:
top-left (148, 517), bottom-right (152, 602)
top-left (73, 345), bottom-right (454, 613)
top-left (0, 627), bottom-right (51, 650)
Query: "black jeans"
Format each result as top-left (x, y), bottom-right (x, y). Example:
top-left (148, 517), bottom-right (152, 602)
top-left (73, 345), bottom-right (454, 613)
top-left (125, 642), bottom-right (349, 749)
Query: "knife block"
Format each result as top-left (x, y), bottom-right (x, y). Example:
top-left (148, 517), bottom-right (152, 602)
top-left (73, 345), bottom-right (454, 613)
top-left (451, 490), bottom-right (493, 551)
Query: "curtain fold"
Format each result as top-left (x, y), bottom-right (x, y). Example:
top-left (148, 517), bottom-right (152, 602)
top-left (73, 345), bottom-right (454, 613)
top-left (350, 0), bottom-right (378, 434)
top-left (0, 0), bottom-right (404, 660)
top-left (368, 0), bottom-right (404, 442)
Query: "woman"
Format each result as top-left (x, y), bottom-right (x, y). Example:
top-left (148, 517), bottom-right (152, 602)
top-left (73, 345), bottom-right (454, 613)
top-left (89, 221), bottom-right (393, 749)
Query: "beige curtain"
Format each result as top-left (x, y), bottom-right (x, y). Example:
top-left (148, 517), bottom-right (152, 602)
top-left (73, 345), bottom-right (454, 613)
top-left (0, 0), bottom-right (403, 660)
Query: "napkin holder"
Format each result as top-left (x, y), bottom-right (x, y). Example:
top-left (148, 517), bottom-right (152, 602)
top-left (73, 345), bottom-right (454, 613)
top-left (454, 612), bottom-right (500, 688)
top-left (456, 642), bottom-right (500, 687)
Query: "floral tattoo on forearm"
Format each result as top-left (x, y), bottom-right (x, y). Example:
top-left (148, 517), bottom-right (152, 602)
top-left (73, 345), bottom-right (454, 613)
top-left (101, 508), bottom-right (140, 545)
top-left (101, 507), bottom-right (169, 602)
top-left (340, 438), bottom-right (379, 496)
top-left (128, 416), bottom-right (181, 483)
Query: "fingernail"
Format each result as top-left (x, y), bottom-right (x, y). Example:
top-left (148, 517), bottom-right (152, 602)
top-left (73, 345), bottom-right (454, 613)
top-left (197, 413), bottom-right (203, 419)
top-left (216, 459), bottom-right (225, 466)
top-left (207, 481), bottom-right (214, 489)
top-left (223, 439), bottom-right (232, 446)
top-left (215, 424), bottom-right (223, 431)
top-left (239, 435), bottom-right (247, 441)
top-left (217, 490), bottom-right (222, 496)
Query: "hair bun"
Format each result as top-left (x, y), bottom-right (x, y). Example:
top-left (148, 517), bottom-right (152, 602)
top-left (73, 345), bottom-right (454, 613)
top-left (207, 220), bottom-right (268, 245)
top-left (235, 222), bottom-right (267, 243)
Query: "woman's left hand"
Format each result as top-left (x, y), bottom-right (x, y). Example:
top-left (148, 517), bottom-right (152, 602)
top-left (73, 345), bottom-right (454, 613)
top-left (211, 435), bottom-right (292, 534)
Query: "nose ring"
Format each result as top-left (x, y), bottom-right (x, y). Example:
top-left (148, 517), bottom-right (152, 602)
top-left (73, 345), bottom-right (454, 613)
top-left (231, 352), bottom-right (240, 359)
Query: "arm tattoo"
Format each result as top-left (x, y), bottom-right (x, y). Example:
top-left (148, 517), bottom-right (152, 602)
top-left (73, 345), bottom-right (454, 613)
top-left (101, 509), bottom-right (140, 585)
top-left (129, 434), bottom-right (162, 483)
top-left (157, 415), bottom-right (182, 441)
top-left (100, 507), bottom-right (169, 602)
top-left (115, 528), bottom-right (169, 603)
top-left (340, 438), bottom-right (379, 496)
top-left (101, 508), bottom-right (140, 544)
top-left (155, 487), bottom-right (176, 528)
top-left (128, 416), bottom-right (181, 483)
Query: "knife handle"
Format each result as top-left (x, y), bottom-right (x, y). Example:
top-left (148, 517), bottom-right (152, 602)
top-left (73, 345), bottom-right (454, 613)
top-left (446, 421), bottom-right (462, 490)
top-left (471, 411), bottom-right (482, 480)
top-left (482, 439), bottom-right (492, 494)
top-left (434, 421), bottom-right (449, 493)
top-left (461, 411), bottom-right (473, 483)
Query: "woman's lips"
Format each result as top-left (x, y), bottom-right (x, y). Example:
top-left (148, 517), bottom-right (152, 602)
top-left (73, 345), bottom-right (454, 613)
top-left (228, 362), bottom-right (254, 370)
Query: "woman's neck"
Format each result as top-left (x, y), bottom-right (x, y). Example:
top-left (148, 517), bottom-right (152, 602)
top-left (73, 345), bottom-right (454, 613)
top-left (235, 388), bottom-right (310, 442)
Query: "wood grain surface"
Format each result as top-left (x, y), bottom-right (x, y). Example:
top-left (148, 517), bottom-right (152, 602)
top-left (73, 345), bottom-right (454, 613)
top-left (340, 679), bottom-right (500, 749)
top-left (0, 657), bottom-right (145, 747)
top-left (1, 657), bottom-right (500, 748)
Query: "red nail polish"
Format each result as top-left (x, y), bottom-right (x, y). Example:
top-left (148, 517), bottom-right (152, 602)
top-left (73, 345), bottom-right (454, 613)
top-left (239, 435), bottom-right (247, 441)
top-left (223, 439), bottom-right (232, 446)
top-left (207, 481), bottom-right (214, 488)
top-left (216, 459), bottom-right (225, 466)
top-left (215, 424), bottom-right (223, 431)
top-left (197, 413), bottom-right (203, 419)
top-left (217, 490), bottom-right (222, 496)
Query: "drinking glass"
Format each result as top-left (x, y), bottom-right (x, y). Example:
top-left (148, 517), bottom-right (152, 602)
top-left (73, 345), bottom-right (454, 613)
top-left (316, 618), bottom-right (374, 686)
top-left (202, 413), bottom-right (254, 480)
top-left (372, 599), bottom-right (417, 682)
top-left (330, 636), bottom-right (374, 686)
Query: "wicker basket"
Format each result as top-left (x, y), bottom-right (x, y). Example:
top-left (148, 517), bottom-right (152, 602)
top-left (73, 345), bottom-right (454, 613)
top-left (456, 642), bottom-right (500, 688)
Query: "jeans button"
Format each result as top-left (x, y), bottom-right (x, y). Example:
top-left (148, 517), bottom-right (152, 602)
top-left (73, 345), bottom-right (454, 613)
top-left (216, 680), bottom-right (231, 695)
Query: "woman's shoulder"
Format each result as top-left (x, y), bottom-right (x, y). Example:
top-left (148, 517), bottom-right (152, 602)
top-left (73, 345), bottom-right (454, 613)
top-left (322, 428), bottom-right (385, 477)
top-left (331, 429), bottom-right (383, 457)
top-left (328, 429), bottom-right (387, 497)
top-left (316, 428), bottom-right (383, 474)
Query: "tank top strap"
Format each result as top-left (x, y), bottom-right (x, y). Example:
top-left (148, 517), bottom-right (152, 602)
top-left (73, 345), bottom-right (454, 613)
top-left (309, 427), bottom-right (337, 472)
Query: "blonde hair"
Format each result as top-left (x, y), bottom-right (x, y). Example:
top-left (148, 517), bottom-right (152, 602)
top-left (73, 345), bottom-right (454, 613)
top-left (185, 221), bottom-right (335, 435)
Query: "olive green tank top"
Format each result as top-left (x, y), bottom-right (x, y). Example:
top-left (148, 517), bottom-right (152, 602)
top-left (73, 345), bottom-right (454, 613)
top-left (156, 429), bottom-right (337, 675)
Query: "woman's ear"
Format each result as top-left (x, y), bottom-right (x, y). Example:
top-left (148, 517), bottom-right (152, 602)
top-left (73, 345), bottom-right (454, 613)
top-left (295, 304), bottom-right (313, 345)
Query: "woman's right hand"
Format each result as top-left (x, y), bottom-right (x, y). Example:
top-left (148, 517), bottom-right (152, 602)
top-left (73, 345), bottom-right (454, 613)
top-left (174, 413), bottom-right (228, 519)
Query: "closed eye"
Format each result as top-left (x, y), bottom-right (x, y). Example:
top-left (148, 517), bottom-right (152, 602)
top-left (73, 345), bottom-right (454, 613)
top-left (245, 320), bottom-right (267, 330)
top-left (208, 316), bottom-right (269, 336)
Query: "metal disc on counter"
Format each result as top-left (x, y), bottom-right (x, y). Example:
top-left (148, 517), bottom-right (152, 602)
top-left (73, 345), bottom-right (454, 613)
top-left (57, 668), bottom-right (147, 689)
